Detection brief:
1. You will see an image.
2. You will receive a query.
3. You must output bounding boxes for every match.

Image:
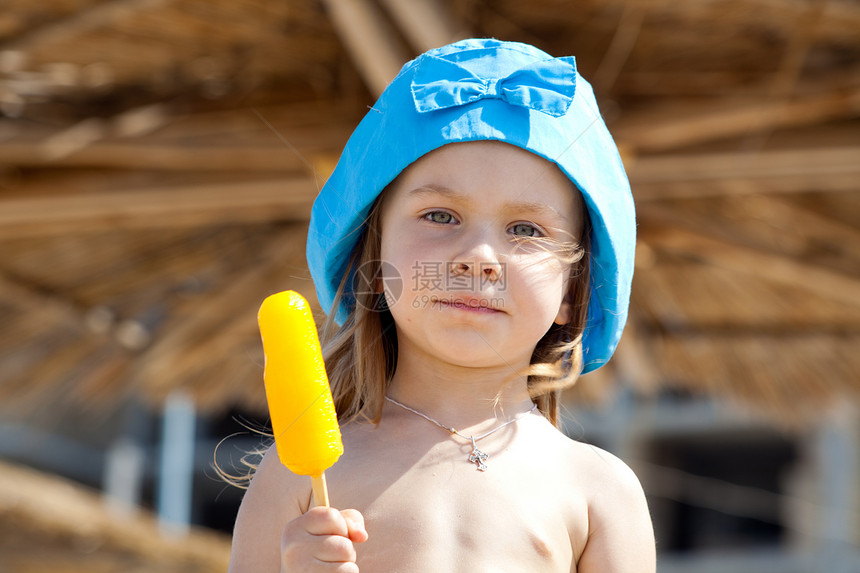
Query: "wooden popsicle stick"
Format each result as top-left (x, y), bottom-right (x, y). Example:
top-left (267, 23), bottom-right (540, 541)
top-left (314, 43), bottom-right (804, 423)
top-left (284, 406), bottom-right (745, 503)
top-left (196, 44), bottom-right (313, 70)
top-left (311, 473), bottom-right (330, 507)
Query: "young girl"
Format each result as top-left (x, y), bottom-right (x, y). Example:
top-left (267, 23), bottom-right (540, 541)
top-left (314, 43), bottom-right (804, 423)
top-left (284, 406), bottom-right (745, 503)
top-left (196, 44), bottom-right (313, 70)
top-left (229, 38), bottom-right (655, 572)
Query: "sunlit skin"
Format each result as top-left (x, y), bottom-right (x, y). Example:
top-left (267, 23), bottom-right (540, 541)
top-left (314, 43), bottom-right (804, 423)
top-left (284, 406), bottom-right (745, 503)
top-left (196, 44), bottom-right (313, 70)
top-left (228, 142), bottom-right (656, 573)
top-left (378, 141), bottom-right (582, 384)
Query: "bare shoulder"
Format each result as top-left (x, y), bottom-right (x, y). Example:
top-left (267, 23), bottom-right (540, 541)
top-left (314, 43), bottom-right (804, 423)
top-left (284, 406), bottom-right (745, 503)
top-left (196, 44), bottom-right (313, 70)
top-left (228, 443), bottom-right (312, 572)
top-left (555, 436), bottom-right (655, 573)
top-left (531, 423), bottom-right (635, 484)
top-left (561, 438), bottom-right (644, 496)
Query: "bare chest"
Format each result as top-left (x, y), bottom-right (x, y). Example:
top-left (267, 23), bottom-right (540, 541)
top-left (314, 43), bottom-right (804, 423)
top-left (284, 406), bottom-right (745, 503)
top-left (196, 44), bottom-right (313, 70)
top-left (325, 428), bottom-right (587, 572)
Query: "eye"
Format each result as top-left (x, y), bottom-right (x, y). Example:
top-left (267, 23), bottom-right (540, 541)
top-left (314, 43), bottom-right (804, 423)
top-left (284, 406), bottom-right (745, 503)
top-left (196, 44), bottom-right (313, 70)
top-left (509, 222), bottom-right (543, 237)
top-left (423, 210), bottom-right (457, 224)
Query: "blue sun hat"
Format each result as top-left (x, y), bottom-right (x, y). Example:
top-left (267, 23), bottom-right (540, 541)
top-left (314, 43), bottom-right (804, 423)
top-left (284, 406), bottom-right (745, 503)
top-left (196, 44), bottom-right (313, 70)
top-left (306, 38), bottom-right (635, 373)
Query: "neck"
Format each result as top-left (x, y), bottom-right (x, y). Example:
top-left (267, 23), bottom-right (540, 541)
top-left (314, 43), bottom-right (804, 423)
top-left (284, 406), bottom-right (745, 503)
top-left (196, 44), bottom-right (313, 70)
top-left (386, 341), bottom-right (535, 430)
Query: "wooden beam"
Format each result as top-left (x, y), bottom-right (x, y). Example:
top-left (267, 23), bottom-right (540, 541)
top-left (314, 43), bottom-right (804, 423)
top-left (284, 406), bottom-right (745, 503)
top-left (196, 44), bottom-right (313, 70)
top-left (0, 106), bottom-right (351, 170)
top-left (40, 118), bottom-right (109, 161)
top-left (4, 0), bottom-right (170, 53)
top-left (628, 146), bottom-right (860, 200)
top-left (586, 0), bottom-right (860, 29)
top-left (592, 2), bottom-right (646, 94)
top-left (0, 272), bottom-right (83, 319)
top-left (756, 195), bottom-right (860, 253)
top-left (614, 90), bottom-right (860, 153)
top-left (615, 68), bottom-right (860, 97)
top-left (632, 173), bottom-right (859, 201)
top-left (631, 147), bottom-right (860, 183)
top-left (0, 177), bottom-right (318, 238)
top-left (320, 0), bottom-right (411, 97)
top-left (0, 141), bottom-right (341, 172)
top-left (767, 0), bottom-right (827, 97)
top-left (153, 107), bottom-right (357, 146)
top-left (641, 226), bottom-right (860, 308)
top-left (33, 104), bottom-right (172, 161)
top-left (379, 0), bottom-right (463, 53)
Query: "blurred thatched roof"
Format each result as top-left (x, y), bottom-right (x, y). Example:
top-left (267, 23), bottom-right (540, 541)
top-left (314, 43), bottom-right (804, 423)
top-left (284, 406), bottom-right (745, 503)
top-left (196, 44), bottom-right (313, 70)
top-left (1, 0), bottom-right (859, 424)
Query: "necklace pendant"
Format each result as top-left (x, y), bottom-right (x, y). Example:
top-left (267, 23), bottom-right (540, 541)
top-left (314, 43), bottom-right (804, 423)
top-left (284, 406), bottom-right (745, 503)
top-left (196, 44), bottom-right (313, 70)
top-left (384, 396), bottom-right (537, 474)
top-left (469, 445), bottom-right (489, 471)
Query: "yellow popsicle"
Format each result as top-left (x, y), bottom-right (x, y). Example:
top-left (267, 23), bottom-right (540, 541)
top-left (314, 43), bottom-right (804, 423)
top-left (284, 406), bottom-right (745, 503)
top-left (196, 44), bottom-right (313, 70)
top-left (258, 290), bottom-right (343, 506)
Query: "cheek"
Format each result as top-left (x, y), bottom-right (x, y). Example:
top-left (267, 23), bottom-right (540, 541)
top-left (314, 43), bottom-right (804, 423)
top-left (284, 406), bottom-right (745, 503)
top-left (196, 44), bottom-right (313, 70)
top-left (520, 271), bottom-right (565, 304)
top-left (381, 231), bottom-right (446, 281)
top-left (511, 254), bottom-right (569, 312)
top-left (512, 252), bottom-right (569, 289)
top-left (380, 238), bottom-right (428, 312)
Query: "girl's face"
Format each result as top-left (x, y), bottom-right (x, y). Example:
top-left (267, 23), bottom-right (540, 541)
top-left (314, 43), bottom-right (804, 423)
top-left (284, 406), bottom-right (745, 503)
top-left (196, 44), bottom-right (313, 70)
top-left (379, 141), bottom-right (584, 371)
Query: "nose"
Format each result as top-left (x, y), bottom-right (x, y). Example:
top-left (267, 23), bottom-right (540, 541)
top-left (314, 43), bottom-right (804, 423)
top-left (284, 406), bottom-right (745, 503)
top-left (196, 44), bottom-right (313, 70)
top-left (448, 241), bottom-right (504, 284)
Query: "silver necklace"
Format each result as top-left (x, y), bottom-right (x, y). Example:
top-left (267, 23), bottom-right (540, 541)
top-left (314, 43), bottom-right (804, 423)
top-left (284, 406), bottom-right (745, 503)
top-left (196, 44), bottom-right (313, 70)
top-left (385, 396), bottom-right (538, 471)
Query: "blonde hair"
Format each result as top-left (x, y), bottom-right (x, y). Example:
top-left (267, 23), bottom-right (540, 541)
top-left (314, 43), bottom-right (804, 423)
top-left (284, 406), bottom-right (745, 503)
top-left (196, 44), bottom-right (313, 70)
top-left (321, 190), bottom-right (592, 428)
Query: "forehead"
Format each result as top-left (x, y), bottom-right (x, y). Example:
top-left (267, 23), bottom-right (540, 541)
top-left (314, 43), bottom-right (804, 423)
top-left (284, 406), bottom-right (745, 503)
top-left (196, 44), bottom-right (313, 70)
top-left (398, 140), bottom-right (567, 182)
top-left (387, 141), bottom-right (584, 224)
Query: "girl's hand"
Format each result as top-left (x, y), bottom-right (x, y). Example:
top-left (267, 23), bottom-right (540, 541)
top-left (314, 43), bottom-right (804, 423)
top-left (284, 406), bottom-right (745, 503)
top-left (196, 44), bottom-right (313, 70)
top-left (281, 506), bottom-right (368, 572)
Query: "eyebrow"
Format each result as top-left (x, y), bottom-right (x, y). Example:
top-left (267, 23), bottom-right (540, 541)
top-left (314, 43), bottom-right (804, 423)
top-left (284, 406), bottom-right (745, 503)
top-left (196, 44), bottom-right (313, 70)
top-left (407, 185), bottom-right (568, 222)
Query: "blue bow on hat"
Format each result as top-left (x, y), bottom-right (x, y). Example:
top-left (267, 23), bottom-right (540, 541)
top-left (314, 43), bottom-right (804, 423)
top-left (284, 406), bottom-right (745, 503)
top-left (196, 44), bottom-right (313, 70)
top-left (410, 54), bottom-right (578, 117)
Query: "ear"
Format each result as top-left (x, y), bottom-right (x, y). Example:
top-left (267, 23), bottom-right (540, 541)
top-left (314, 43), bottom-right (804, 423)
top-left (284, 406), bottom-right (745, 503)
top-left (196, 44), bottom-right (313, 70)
top-left (553, 299), bottom-right (572, 325)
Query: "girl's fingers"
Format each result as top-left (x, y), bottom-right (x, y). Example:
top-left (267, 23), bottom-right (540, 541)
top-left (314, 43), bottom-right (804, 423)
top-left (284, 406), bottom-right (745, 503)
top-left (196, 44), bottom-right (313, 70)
top-left (318, 564), bottom-right (359, 573)
top-left (302, 506), bottom-right (350, 536)
top-left (313, 532), bottom-right (358, 563)
top-left (340, 509), bottom-right (369, 543)
top-left (282, 507), bottom-right (366, 570)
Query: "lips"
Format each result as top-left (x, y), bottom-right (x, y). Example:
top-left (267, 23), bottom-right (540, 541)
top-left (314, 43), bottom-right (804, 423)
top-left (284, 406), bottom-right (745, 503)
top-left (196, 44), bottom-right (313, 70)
top-left (435, 297), bottom-right (502, 313)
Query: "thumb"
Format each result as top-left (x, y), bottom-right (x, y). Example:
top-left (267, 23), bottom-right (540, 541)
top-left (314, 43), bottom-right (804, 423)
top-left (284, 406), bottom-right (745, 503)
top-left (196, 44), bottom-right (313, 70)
top-left (340, 509), bottom-right (368, 543)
